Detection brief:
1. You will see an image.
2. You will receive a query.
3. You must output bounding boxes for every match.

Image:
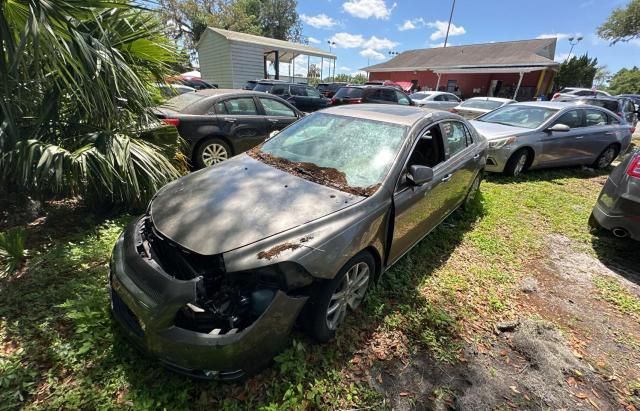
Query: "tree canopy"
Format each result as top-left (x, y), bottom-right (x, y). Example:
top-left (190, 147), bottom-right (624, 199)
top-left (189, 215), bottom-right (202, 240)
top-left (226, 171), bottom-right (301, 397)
top-left (553, 54), bottom-right (599, 90)
top-left (607, 67), bottom-right (640, 95)
top-left (159, 0), bottom-right (302, 58)
top-left (598, 0), bottom-right (640, 44)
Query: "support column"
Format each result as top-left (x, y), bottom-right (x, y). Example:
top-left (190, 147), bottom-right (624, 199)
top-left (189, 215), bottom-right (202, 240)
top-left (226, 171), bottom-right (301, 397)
top-left (307, 55), bottom-right (310, 82)
top-left (332, 58), bottom-right (336, 82)
top-left (320, 57), bottom-right (324, 81)
top-left (435, 73), bottom-right (442, 91)
top-left (513, 72), bottom-right (524, 100)
top-left (534, 70), bottom-right (546, 98)
top-left (274, 51), bottom-right (280, 80)
top-left (292, 54), bottom-right (295, 81)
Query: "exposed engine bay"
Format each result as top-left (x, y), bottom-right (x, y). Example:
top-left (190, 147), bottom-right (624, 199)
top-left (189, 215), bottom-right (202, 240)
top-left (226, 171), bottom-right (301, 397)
top-left (138, 216), bottom-right (310, 334)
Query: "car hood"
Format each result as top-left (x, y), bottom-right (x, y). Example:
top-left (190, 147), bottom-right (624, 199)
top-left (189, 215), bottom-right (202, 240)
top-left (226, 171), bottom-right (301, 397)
top-left (149, 154), bottom-right (363, 255)
top-left (469, 120), bottom-right (532, 140)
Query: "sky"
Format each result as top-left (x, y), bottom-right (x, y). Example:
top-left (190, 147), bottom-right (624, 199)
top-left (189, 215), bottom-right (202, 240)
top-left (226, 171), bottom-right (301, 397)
top-left (290, 0), bottom-right (639, 78)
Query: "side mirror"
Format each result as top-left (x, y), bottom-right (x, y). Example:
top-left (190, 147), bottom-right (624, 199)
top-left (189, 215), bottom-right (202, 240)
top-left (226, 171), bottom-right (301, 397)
top-left (546, 123), bottom-right (570, 132)
top-left (269, 130), bottom-right (280, 138)
top-left (407, 165), bottom-right (434, 186)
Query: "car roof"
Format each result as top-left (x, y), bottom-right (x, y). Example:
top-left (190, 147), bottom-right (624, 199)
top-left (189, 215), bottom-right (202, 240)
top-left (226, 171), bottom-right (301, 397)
top-left (465, 97), bottom-right (514, 102)
top-left (342, 85), bottom-right (403, 90)
top-left (511, 101), bottom-right (573, 110)
top-left (192, 89), bottom-right (263, 97)
top-left (321, 104), bottom-right (454, 126)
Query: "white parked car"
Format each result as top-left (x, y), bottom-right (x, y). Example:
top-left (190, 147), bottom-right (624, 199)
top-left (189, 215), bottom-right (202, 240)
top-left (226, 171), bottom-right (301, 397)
top-left (452, 97), bottom-right (516, 119)
top-left (551, 87), bottom-right (610, 101)
top-left (409, 91), bottom-right (461, 110)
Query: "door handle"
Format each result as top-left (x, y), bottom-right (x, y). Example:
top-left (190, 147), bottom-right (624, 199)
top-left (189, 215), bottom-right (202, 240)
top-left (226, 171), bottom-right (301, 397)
top-left (223, 117), bottom-right (236, 123)
top-left (473, 153), bottom-right (481, 160)
top-left (268, 118), bottom-right (279, 123)
top-left (575, 136), bottom-right (584, 139)
top-left (441, 174), bottom-right (453, 182)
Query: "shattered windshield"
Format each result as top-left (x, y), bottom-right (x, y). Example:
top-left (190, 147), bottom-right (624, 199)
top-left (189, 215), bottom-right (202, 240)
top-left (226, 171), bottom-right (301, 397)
top-left (254, 113), bottom-right (408, 195)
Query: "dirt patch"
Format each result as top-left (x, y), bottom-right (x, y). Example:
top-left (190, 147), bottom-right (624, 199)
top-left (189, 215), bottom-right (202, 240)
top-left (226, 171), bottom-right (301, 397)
top-left (248, 148), bottom-right (380, 197)
top-left (370, 319), bottom-right (617, 410)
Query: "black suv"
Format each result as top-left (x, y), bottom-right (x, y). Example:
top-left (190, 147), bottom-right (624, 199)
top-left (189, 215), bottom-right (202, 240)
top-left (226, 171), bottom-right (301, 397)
top-left (254, 81), bottom-right (329, 112)
top-left (330, 85), bottom-right (414, 106)
top-left (317, 82), bottom-right (347, 98)
top-left (558, 95), bottom-right (639, 129)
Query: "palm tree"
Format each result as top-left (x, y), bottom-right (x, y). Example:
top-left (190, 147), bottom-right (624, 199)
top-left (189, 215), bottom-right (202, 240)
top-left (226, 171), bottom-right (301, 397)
top-left (0, 1), bottom-right (184, 207)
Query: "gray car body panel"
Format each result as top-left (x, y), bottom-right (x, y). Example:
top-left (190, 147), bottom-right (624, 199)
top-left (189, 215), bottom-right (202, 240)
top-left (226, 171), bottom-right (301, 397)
top-left (110, 105), bottom-right (487, 379)
top-left (591, 149), bottom-right (640, 241)
top-left (470, 102), bottom-right (632, 173)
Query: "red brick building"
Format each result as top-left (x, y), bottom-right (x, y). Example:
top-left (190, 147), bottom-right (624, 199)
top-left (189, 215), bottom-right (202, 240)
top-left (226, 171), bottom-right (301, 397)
top-left (362, 38), bottom-right (559, 101)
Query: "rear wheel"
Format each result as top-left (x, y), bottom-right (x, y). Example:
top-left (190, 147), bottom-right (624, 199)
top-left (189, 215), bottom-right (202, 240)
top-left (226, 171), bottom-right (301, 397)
top-left (304, 252), bottom-right (374, 342)
top-left (195, 138), bottom-right (230, 168)
top-left (593, 144), bottom-right (619, 169)
top-left (504, 149), bottom-right (530, 177)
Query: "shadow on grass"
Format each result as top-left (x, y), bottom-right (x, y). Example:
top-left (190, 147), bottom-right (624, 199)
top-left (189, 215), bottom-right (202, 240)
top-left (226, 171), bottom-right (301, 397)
top-left (0, 194), bottom-right (486, 410)
top-left (590, 230), bottom-right (640, 286)
top-left (485, 165), bottom-right (612, 185)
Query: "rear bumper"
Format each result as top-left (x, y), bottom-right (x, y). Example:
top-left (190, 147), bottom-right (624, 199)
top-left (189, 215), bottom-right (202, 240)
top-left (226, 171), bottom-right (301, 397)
top-left (109, 218), bottom-right (307, 380)
top-left (591, 203), bottom-right (640, 241)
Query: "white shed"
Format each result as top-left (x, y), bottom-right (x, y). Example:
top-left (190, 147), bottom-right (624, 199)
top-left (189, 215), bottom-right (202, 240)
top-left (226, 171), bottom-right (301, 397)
top-left (197, 27), bottom-right (337, 89)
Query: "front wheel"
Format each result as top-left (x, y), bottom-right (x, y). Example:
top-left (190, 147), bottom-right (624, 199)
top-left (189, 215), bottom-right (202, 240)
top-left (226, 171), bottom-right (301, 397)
top-left (503, 149), bottom-right (530, 177)
top-left (304, 252), bottom-right (374, 342)
top-left (593, 144), bottom-right (619, 169)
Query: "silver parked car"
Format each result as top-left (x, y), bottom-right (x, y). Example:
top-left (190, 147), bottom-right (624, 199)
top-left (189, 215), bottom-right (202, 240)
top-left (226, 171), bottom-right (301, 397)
top-left (551, 87), bottom-right (610, 101)
top-left (452, 97), bottom-right (516, 119)
top-left (590, 149), bottom-right (640, 241)
top-left (410, 91), bottom-right (461, 110)
top-left (470, 102), bottom-right (633, 176)
top-left (109, 104), bottom-right (487, 379)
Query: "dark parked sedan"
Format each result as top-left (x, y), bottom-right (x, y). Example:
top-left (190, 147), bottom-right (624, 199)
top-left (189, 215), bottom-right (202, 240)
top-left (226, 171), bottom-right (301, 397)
top-left (590, 149), bottom-right (640, 241)
top-left (317, 82), bottom-right (347, 98)
top-left (110, 105), bottom-right (487, 380)
top-left (155, 90), bottom-right (302, 168)
top-left (331, 85), bottom-right (414, 106)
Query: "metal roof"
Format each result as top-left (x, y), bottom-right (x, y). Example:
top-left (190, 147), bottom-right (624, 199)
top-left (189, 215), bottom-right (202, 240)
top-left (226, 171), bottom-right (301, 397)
top-left (203, 27), bottom-right (336, 62)
top-left (362, 38), bottom-right (559, 73)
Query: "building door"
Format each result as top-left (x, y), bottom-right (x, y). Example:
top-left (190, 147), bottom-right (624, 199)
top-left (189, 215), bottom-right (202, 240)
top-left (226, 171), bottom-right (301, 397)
top-left (489, 80), bottom-right (503, 97)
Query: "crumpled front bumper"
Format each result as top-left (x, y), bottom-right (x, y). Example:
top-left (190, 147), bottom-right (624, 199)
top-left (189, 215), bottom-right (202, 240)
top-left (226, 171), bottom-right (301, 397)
top-left (109, 218), bottom-right (307, 380)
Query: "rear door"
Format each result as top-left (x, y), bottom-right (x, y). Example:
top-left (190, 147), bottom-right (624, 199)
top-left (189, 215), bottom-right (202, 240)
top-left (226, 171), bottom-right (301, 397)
top-left (439, 120), bottom-right (481, 208)
top-left (215, 97), bottom-right (267, 153)
top-left (581, 108), bottom-right (619, 162)
top-left (257, 96), bottom-right (300, 134)
top-left (289, 84), bottom-right (310, 111)
top-left (443, 94), bottom-right (461, 110)
top-left (539, 109), bottom-right (587, 166)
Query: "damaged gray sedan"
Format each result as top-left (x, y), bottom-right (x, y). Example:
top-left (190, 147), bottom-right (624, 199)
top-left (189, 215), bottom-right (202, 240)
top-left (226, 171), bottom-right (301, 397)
top-left (109, 104), bottom-right (487, 380)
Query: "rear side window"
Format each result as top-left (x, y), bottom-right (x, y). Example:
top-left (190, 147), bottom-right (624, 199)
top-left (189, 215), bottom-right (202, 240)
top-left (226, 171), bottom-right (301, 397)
top-left (434, 95), bottom-right (446, 101)
top-left (378, 89), bottom-right (397, 102)
top-left (260, 98), bottom-right (296, 117)
top-left (440, 121), bottom-right (469, 157)
top-left (306, 87), bottom-right (321, 97)
top-left (575, 90), bottom-right (594, 96)
top-left (583, 99), bottom-right (618, 112)
top-left (585, 109), bottom-right (607, 127)
top-left (396, 91), bottom-right (411, 105)
top-left (608, 114), bottom-right (621, 125)
top-left (224, 98), bottom-right (258, 115)
top-left (271, 85), bottom-right (287, 95)
top-left (334, 87), bottom-right (364, 98)
top-left (213, 101), bottom-right (227, 115)
top-left (290, 85), bottom-right (306, 96)
top-left (254, 83), bottom-right (273, 93)
top-left (445, 94), bottom-right (460, 102)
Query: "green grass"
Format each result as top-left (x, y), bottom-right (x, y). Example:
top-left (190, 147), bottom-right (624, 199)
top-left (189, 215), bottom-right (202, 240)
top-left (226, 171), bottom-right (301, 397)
top-left (0, 166), bottom-right (638, 410)
top-left (594, 276), bottom-right (640, 318)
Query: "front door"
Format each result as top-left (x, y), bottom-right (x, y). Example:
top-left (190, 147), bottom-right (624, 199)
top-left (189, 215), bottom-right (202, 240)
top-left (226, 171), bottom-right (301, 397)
top-left (388, 123), bottom-right (460, 264)
top-left (215, 97), bottom-right (267, 153)
top-left (539, 109), bottom-right (587, 166)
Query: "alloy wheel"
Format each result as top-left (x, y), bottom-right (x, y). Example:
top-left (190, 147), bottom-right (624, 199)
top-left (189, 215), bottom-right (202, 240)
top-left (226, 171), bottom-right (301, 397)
top-left (325, 262), bottom-right (370, 330)
top-left (201, 143), bottom-right (229, 166)
top-left (598, 147), bottom-right (616, 168)
top-left (513, 153), bottom-right (527, 176)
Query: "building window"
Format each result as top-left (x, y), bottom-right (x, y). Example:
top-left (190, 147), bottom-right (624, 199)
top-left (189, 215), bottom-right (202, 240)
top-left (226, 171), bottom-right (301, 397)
top-left (447, 80), bottom-right (457, 93)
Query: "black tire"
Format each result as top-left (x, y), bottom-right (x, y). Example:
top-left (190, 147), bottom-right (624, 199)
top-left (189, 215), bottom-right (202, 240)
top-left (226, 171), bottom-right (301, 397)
top-left (503, 149), bottom-right (530, 177)
top-left (304, 251), bottom-right (375, 343)
top-left (592, 144), bottom-right (619, 169)
top-left (462, 172), bottom-right (482, 210)
top-left (194, 137), bottom-right (231, 169)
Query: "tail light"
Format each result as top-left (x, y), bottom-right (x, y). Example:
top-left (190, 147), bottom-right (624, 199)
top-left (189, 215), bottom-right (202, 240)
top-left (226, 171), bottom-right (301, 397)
top-left (631, 126), bottom-right (636, 134)
top-left (627, 155), bottom-right (640, 178)
top-left (330, 98), bottom-right (336, 105)
top-left (348, 98), bottom-right (362, 104)
top-left (161, 118), bottom-right (180, 127)
top-left (552, 93), bottom-right (560, 100)
top-left (450, 108), bottom-right (458, 113)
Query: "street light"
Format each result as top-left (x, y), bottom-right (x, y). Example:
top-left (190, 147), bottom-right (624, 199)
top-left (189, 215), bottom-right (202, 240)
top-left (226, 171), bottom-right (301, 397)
top-left (388, 51), bottom-right (399, 58)
top-left (567, 36), bottom-right (583, 60)
top-left (327, 41), bottom-right (336, 81)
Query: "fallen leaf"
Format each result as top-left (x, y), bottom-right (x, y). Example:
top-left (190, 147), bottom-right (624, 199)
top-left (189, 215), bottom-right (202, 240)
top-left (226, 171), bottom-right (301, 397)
top-left (566, 377), bottom-right (577, 386)
top-left (399, 392), bottom-right (410, 397)
top-left (575, 392), bottom-right (588, 399)
top-left (509, 385), bottom-right (521, 394)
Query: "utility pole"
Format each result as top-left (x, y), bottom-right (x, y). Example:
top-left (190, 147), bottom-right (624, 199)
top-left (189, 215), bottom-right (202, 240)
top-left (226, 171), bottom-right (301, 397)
top-left (327, 41), bottom-right (336, 81)
top-left (443, 0), bottom-right (456, 48)
top-left (567, 36), bottom-right (583, 60)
